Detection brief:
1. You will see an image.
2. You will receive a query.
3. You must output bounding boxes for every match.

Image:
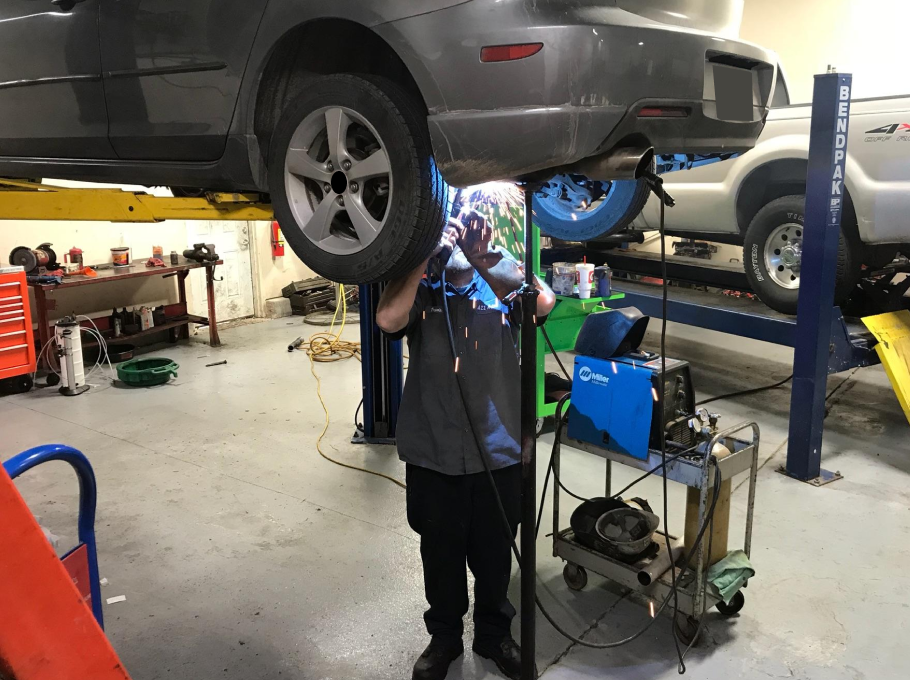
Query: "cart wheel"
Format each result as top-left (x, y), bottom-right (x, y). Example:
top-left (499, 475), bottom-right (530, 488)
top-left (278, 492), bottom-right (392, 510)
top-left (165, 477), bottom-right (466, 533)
top-left (563, 563), bottom-right (588, 591)
top-left (674, 613), bottom-right (701, 647)
top-left (715, 591), bottom-right (745, 617)
top-left (44, 373), bottom-right (60, 387)
top-left (6, 375), bottom-right (33, 394)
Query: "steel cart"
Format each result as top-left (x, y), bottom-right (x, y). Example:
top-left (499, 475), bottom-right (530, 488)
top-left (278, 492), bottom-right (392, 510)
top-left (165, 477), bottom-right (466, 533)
top-left (553, 422), bottom-right (760, 643)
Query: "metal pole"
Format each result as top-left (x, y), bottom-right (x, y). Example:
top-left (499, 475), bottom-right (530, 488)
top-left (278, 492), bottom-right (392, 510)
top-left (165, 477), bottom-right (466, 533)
top-left (784, 72), bottom-right (852, 484)
top-left (356, 283), bottom-right (403, 443)
top-left (520, 187), bottom-right (538, 680)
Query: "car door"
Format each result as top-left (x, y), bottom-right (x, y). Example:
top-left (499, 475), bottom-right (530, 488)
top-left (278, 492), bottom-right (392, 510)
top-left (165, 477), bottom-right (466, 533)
top-left (0, 0), bottom-right (115, 159)
top-left (99, 0), bottom-right (268, 162)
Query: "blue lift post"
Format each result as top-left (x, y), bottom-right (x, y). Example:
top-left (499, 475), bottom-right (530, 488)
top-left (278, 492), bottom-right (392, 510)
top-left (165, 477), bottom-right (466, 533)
top-left (784, 72), bottom-right (853, 485)
top-left (354, 283), bottom-right (403, 444)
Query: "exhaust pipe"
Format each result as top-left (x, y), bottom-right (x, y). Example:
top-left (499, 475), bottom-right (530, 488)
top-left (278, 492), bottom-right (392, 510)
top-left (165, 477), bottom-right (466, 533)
top-left (567, 145), bottom-right (655, 181)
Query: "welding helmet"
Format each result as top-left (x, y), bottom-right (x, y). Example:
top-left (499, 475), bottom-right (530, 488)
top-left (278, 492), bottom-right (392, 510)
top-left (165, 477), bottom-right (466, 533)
top-left (574, 307), bottom-right (650, 360)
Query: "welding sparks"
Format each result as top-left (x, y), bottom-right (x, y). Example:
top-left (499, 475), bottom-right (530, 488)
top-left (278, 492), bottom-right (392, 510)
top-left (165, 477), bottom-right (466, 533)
top-left (422, 311), bottom-right (426, 320)
top-left (611, 361), bottom-right (617, 374)
top-left (465, 327), bottom-right (469, 338)
top-left (652, 386), bottom-right (659, 402)
top-left (460, 181), bottom-right (523, 216)
top-left (454, 357), bottom-right (460, 373)
top-left (649, 600), bottom-right (656, 618)
top-left (475, 340), bottom-right (478, 350)
top-left (502, 313), bottom-right (507, 325)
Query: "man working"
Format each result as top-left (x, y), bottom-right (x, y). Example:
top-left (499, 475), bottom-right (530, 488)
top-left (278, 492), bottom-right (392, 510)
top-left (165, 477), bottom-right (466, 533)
top-left (376, 212), bottom-right (555, 680)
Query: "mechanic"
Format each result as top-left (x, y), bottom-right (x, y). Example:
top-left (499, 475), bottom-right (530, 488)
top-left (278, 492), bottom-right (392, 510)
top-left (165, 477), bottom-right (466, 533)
top-left (376, 212), bottom-right (555, 680)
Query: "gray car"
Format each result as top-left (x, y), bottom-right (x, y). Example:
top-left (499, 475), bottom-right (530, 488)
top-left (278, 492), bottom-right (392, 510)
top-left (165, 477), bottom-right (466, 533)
top-left (0, 0), bottom-right (778, 283)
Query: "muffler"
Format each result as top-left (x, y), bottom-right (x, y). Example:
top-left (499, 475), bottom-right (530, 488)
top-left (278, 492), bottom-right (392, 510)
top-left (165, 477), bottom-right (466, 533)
top-left (566, 145), bottom-right (655, 181)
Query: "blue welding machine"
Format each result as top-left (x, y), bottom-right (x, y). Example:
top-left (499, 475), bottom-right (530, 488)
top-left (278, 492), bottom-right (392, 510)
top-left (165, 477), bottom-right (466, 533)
top-left (566, 309), bottom-right (696, 460)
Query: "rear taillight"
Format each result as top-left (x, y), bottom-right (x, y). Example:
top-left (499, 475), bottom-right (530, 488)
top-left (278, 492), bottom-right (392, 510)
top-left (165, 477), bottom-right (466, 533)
top-left (480, 43), bottom-right (543, 63)
top-left (638, 107), bottom-right (690, 118)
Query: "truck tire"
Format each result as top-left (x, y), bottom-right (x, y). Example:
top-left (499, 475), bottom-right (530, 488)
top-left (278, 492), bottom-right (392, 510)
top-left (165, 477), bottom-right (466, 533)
top-left (534, 177), bottom-right (651, 242)
top-left (269, 74), bottom-right (448, 284)
top-left (744, 195), bottom-right (861, 315)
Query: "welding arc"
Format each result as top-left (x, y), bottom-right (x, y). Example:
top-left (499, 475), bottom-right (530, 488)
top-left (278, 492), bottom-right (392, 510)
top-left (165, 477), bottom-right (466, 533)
top-left (437, 196), bottom-right (723, 660)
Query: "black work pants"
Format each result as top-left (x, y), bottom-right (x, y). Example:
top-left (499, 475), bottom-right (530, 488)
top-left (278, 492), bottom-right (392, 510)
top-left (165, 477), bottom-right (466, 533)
top-left (405, 462), bottom-right (521, 649)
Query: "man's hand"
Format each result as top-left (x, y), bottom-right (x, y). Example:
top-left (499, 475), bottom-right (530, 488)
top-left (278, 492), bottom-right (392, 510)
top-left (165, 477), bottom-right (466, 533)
top-left (431, 222), bottom-right (460, 259)
top-left (456, 210), bottom-right (503, 268)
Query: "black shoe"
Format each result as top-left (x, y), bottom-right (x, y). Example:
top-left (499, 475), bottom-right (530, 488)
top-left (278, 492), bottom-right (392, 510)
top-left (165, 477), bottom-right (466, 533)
top-left (412, 636), bottom-right (464, 680)
top-left (473, 636), bottom-right (537, 680)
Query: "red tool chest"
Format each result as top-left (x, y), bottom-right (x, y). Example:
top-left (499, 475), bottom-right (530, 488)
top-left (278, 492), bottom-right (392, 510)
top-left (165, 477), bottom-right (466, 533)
top-left (0, 267), bottom-right (37, 385)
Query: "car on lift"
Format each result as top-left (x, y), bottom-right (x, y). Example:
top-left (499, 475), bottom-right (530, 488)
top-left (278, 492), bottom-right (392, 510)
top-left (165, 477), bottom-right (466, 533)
top-left (625, 94), bottom-right (910, 313)
top-left (0, 0), bottom-right (778, 284)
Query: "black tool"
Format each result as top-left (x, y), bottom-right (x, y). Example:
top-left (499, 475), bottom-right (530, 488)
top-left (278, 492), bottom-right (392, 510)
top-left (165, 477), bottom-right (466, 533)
top-left (9, 243), bottom-right (59, 274)
top-left (288, 337), bottom-right (304, 352)
top-left (182, 243), bottom-right (219, 263)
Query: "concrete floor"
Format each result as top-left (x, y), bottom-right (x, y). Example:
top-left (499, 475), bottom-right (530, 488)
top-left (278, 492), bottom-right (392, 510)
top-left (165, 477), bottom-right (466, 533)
top-left (3, 316), bottom-right (908, 680)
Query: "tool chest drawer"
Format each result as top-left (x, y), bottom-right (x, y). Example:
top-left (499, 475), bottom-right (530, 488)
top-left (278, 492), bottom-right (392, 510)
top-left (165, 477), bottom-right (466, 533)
top-left (0, 269), bottom-right (35, 379)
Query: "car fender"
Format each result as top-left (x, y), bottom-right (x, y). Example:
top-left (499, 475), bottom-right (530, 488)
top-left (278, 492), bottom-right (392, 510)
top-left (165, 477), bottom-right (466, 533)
top-left (229, 1), bottom-right (467, 146)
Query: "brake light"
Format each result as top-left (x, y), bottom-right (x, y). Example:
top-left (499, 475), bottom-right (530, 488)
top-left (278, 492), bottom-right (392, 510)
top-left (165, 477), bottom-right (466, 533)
top-left (638, 107), bottom-right (690, 118)
top-left (480, 43), bottom-right (543, 63)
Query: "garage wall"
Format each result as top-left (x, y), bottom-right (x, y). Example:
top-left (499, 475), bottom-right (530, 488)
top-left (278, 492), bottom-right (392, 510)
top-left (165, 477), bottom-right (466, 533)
top-left (250, 221), bottom-right (316, 313)
top-left (742, 0), bottom-right (907, 104)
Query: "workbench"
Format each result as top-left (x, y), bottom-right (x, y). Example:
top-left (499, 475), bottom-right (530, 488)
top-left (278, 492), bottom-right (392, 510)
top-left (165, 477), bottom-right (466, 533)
top-left (30, 260), bottom-right (223, 369)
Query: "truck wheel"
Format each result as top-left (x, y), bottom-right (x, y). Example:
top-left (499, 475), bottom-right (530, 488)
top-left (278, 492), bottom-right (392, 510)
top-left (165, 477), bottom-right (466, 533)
top-left (535, 176), bottom-right (651, 241)
top-left (269, 74), bottom-right (448, 284)
top-left (743, 195), bottom-right (861, 315)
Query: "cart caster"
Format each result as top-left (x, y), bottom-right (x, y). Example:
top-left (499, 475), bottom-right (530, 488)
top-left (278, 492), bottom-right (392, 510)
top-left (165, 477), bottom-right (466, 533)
top-left (674, 613), bottom-right (702, 647)
top-left (44, 373), bottom-right (60, 388)
top-left (715, 591), bottom-right (745, 617)
top-left (2, 374), bottom-right (33, 394)
top-left (563, 563), bottom-right (588, 591)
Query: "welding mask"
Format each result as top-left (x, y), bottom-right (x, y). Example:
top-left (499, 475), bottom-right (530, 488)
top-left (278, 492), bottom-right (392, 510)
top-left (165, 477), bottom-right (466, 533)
top-left (575, 307), bottom-right (650, 360)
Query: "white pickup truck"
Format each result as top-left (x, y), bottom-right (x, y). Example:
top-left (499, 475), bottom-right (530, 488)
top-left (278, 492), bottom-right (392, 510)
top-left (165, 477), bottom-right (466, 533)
top-left (630, 95), bottom-right (910, 313)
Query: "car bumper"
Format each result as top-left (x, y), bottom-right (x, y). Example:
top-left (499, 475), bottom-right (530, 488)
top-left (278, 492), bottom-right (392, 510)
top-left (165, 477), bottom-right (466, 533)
top-left (379, 2), bottom-right (778, 186)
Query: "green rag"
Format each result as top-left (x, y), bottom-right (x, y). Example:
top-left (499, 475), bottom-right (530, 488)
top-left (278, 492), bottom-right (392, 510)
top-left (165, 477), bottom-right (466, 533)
top-left (707, 550), bottom-right (755, 604)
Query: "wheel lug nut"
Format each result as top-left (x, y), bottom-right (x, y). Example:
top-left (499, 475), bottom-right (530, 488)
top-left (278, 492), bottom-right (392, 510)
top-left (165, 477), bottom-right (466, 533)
top-left (327, 161), bottom-right (334, 172)
top-left (342, 160), bottom-right (352, 171)
top-left (337, 196), bottom-right (345, 207)
top-left (349, 182), bottom-right (359, 193)
top-left (323, 183), bottom-right (331, 194)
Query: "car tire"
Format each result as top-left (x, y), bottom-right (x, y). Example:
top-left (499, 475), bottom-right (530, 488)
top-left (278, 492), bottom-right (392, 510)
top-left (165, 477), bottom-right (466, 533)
top-left (534, 177), bottom-right (651, 242)
top-left (269, 74), bottom-right (448, 285)
top-left (744, 195), bottom-right (862, 315)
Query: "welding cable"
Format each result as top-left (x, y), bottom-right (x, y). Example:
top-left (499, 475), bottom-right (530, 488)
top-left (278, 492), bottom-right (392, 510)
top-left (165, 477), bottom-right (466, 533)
top-left (535, 393), bottom-right (572, 537)
top-left (296, 286), bottom-right (405, 490)
top-left (437, 229), bottom-right (724, 658)
top-left (653, 176), bottom-right (688, 670)
top-left (540, 324), bottom-right (571, 382)
top-left (695, 373), bottom-right (793, 407)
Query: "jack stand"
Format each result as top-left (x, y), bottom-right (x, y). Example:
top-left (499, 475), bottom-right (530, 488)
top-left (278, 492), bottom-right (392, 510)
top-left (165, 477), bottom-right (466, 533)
top-left (519, 185), bottom-right (541, 680)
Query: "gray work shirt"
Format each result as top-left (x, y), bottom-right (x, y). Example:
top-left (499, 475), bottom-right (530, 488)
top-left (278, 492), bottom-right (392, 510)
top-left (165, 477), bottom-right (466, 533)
top-left (386, 270), bottom-right (522, 476)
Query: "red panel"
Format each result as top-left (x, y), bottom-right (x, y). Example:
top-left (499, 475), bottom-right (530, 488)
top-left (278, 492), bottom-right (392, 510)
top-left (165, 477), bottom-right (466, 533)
top-left (0, 468), bottom-right (131, 680)
top-left (62, 545), bottom-right (93, 612)
top-left (0, 270), bottom-right (36, 379)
